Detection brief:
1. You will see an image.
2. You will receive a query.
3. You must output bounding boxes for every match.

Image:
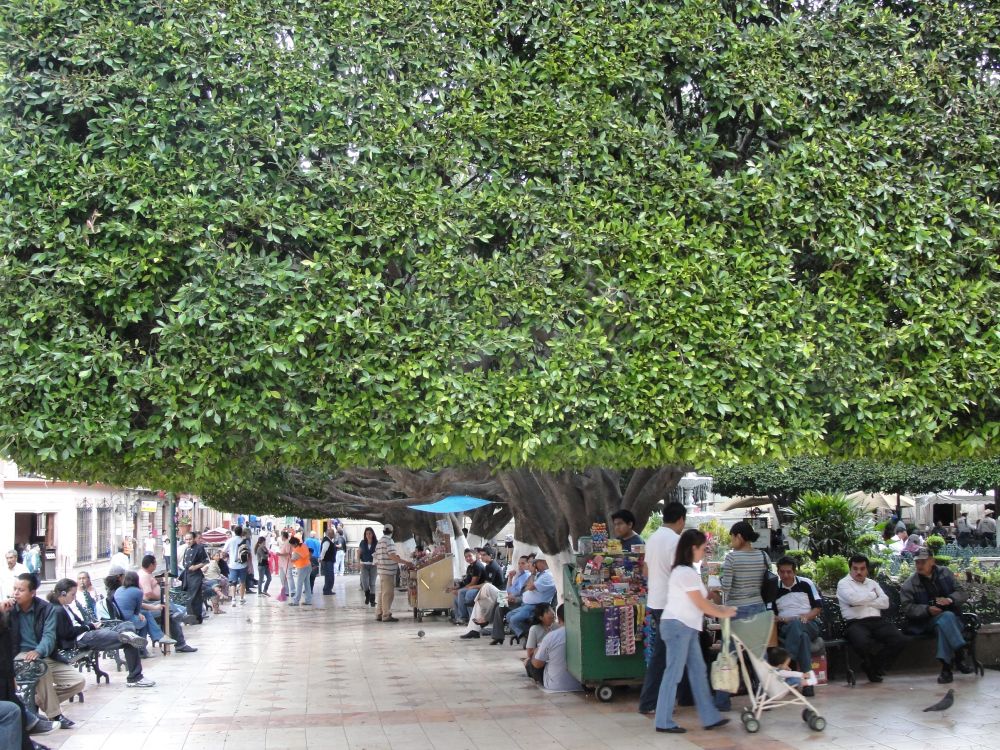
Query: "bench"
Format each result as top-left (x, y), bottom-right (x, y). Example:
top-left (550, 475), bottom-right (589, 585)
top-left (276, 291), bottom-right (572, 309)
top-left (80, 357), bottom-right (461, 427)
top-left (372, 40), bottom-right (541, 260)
top-left (814, 581), bottom-right (984, 686)
top-left (816, 598), bottom-right (857, 686)
top-left (14, 658), bottom-right (48, 709)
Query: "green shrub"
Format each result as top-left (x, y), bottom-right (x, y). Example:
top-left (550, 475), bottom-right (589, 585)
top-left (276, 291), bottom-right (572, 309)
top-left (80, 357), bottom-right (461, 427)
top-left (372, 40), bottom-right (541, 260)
top-left (926, 534), bottom-right (946, 554)
top-left (813, 555), bottom-right (849, 591)
top-left (788, 492), bottom-right (869, 560)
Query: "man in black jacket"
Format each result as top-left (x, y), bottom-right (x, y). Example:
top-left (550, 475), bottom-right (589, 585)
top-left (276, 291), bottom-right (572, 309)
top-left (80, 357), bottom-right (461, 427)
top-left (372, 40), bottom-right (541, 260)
top-left (900, 549), bottom-right (974, 684)
top-left (8, 574), bottom-right (84, 729)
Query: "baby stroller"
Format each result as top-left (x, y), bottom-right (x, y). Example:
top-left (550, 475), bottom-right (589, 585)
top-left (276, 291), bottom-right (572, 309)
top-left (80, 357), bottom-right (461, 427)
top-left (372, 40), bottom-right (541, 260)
top-left (731, 632), bottom-right (827, 733)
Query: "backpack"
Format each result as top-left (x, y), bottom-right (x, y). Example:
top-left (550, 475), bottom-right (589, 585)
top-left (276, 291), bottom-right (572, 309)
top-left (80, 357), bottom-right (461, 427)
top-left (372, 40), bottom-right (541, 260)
top-left (237, 540), bottom-right (250, 565)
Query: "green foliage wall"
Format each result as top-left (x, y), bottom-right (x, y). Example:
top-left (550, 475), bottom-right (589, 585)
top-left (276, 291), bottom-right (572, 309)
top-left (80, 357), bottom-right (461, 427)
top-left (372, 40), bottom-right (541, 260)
top-left (1, 1), bottom-right (999, 490)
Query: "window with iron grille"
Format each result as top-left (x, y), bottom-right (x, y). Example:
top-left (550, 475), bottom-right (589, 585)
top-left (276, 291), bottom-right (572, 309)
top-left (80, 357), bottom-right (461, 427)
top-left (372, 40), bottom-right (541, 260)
top-left (97, 508), bottom-right (112, 559)
top-left (76, 508), bottom-right (93, 563)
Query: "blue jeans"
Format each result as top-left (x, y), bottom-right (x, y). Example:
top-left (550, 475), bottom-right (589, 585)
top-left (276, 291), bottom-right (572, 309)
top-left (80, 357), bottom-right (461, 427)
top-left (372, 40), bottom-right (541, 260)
top-left (454, 589), bottom-right (477, 621)
top-left (507, 602), bottom-right (536, 637)
top-left (291, 567), bottom-right (313, 604)
top-left (0, 700), bottom-right (21, 750)
top-left (655, 618), bottom-right (722, 730)
top-left (714, 602), bottom-right (767, 710)
top-left (910, 611), bottom-right (967, 662)
top-left (779, 618), bottom-right (820, 673)
top-left (639, 609), bottom-right (667, 712)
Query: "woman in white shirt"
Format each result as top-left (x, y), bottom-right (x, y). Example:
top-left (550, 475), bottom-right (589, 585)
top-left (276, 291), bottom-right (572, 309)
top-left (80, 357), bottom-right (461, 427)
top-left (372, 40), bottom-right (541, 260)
top-left (655, 529), bottom-right (737, 734)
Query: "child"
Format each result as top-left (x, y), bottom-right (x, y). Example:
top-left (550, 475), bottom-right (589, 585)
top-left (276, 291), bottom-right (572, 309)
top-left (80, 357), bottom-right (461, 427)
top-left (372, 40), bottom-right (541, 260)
top-left (767, 647), bottom-right (804, 687)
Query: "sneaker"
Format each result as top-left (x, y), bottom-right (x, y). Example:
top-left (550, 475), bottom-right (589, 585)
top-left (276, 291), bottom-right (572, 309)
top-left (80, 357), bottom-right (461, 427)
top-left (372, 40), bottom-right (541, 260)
top-left (704, 719), bottom-right (730, 730)
top-left (302, 601), bottom-right (312, 606)
top-left (175, 644), bottom-right (198, 653)
top-left (937, 669), bottom-right (954, 684)
top-left (289, 602), bottom-right (299, 606)
top-left (460, 631), bottom-right (481, 639)
top-left (127, 678), bottom-right (156, 688)
top-left (382, 616), bottom-right (399, 623)
top-left (54, 715), bottom-right (76, 729)
top-left (32, 741), bottom-right (54, 750)
top-left (28, 718), bottom-right (59, 735)
top-left (159, 637), bottom-right (177, 646)
top-left (801, 686), bottom-right (815, 697)
top-left (118, 631), bottom-right (147, 649)
top-left (180, 614), bottom-right (198, 625)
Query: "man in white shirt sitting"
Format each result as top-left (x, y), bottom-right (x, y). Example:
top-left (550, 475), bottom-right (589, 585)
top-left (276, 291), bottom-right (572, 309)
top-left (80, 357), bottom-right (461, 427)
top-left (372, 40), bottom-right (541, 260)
top-left (530, 605), bottom-right (582, 693)
top-left (836, 555), bottom-right (908, 682)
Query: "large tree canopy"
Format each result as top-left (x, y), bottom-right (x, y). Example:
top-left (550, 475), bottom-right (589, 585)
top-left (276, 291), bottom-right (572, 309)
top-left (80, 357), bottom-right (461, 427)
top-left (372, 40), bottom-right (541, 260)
top-left (1, 1), bottom-right (999, 500)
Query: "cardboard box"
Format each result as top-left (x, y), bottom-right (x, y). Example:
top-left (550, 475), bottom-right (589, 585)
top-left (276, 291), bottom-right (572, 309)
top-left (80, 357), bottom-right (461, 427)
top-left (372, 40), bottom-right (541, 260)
top-left (810, 654), bottom-right (829, 685)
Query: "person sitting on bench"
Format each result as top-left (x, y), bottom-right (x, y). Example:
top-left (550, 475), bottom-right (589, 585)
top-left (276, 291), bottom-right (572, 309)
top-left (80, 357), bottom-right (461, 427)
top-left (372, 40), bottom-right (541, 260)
top-left (900, 548), bottom-right (974, 684)
top-left (836, 555), bottom-right (908, 683)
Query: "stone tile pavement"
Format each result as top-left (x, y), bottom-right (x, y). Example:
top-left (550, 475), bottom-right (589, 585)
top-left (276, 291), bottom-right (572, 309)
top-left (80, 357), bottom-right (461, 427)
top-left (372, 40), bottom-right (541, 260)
top-left (36, 576), bottom-right (1000, 749)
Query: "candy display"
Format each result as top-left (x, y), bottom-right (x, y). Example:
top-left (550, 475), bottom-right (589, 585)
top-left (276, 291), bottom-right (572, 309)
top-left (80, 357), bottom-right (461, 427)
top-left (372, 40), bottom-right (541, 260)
top-left (590, 523), bottom-right (608, 553)
top-left (574, 549), bottom-right (646, 657)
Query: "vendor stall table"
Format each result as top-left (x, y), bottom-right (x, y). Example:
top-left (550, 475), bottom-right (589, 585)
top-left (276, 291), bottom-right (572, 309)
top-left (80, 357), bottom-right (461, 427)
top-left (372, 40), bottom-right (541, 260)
top-left (408, 554), bottom-right (455, 621)
top-left (563, 550), bottom-right (647, 702)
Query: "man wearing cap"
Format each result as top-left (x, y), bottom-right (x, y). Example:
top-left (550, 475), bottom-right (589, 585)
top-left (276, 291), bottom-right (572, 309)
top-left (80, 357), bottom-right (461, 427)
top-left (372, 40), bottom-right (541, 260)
top-left (976, 511), bottom-right (996, 547)
top-left (900, 548), bottom-right (974, 684)
top-left (373, 525), bottom-right (414, 622)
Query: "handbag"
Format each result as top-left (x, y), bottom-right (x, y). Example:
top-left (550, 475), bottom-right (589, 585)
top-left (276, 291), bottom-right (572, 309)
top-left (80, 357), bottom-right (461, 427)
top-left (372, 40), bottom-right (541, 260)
top-left (760, 550), bottom-right (780, 605)
top-left (711, 618), bottom-right (741, 693)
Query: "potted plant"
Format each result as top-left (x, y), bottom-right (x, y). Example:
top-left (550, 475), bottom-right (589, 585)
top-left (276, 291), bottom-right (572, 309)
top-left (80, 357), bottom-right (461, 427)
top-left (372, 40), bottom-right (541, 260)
top-left (178, 514), bottom-right (192, 534)
top-left (926, 534), bottom-right (946, 555)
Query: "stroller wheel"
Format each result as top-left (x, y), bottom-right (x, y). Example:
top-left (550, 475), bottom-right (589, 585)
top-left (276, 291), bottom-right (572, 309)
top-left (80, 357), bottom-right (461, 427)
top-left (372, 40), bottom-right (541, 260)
top-left (802, 708), bottom-right (815, 722)
top-left (808, 715), bottom-right (827, 732)
top-left (743, 717), bottom-right (760, 733)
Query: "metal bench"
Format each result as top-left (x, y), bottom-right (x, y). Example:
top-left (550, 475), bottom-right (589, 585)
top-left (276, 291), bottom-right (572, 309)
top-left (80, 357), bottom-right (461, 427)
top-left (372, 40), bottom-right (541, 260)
top-left (14, 658), bottom-right (48, 709)
top-left (818, 598), bottom-right (856, 686)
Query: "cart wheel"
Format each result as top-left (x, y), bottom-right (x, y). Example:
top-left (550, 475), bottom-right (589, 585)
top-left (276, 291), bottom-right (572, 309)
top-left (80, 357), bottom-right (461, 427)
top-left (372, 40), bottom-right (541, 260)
top-left (596, 684), bottom-right (615, 703)
top-left (808, 715), bottom-right (826, 732)
top-left (743, 717), bottom-right (760, 733)
top-left (802, 708), bottom-right (814, 722)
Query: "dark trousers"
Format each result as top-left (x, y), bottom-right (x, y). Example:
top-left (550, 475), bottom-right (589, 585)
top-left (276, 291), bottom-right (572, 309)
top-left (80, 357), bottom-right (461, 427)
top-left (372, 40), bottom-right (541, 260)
top-left (310, 563), bottom-right (319, 590)
top-left (639, 608), bottom-right (667, 712)
top-left (321, 560), bottom-right (335, 594)
top-left (845, 617), bottom-right (909, 670)
top-left (186, 573), bottom-right (205, 621)
top-left (525, 660), bottom-right (544, 683)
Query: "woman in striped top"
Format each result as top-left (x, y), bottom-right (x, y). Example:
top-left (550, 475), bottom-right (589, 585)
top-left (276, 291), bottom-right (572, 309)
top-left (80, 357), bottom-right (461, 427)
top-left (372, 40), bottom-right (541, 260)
top-left (714, 521), bottom-right (771, 711)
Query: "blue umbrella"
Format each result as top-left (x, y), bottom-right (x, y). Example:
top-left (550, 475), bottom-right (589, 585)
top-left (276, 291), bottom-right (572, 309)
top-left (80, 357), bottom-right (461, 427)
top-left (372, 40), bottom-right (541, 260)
top-left (408, 496), bottom-right (493, 514)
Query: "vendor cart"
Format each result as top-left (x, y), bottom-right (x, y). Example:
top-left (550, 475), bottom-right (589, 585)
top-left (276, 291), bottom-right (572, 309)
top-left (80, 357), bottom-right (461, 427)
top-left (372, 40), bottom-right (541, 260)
top-left (563, 557), bottom-right (647, 702)
top-left (408, 554), bottom-right (455, 621)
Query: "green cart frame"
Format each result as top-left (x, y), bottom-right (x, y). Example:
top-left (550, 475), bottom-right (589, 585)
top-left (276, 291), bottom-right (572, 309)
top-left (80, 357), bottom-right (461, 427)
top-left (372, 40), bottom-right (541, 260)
top-left (563, 564), bottom-right (647, 702)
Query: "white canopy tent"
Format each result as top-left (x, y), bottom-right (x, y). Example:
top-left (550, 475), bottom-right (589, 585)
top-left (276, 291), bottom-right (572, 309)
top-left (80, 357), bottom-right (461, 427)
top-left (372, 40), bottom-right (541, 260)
top-left (845, 491), bottom-right (915, 513)
top-left (914, 490), bottom-right (996, 542)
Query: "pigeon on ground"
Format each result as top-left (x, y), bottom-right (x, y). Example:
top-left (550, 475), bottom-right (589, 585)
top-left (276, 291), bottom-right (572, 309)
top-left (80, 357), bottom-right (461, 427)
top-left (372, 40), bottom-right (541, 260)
top-left (923, 689), bottom-right (954, 712)
top-left (417, 630), bottom-right (426, 638)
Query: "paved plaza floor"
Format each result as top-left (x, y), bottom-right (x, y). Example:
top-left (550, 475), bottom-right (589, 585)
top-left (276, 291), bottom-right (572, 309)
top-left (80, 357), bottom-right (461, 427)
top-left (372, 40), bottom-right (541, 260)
top-left (37, 575), bottom-right (1000, 750)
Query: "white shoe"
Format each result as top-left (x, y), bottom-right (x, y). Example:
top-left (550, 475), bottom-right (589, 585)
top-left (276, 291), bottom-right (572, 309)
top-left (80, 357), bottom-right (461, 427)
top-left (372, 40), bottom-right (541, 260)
top-left (158, 637), bottom-right (177, 645)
